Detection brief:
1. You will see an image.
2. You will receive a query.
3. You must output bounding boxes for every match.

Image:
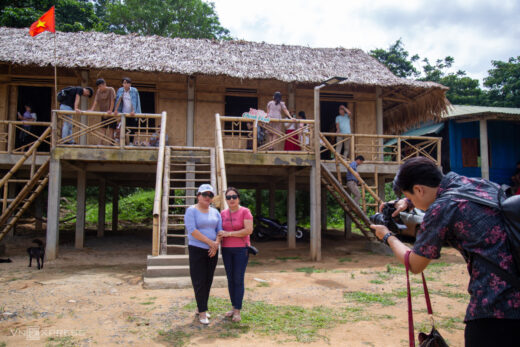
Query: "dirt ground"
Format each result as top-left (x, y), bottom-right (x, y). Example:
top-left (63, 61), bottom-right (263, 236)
top-left (0, 228), bottom-right (469, 347)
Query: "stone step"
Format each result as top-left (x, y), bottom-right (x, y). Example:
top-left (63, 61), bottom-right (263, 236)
top-left (143, 276), bottom-right (227, 289)
top-left (147, 254), bottom-right (224, 266)
top-left (145, 264), bottom-right (225, 277)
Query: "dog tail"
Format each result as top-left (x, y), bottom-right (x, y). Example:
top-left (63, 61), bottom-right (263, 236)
top-left (32, 239), bottom-right (43, 246)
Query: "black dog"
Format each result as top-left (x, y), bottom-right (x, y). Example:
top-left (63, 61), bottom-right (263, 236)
top-left (0, 258), bottom-right (12, 263)
top-left (27, 239), bottom-right (45, 269)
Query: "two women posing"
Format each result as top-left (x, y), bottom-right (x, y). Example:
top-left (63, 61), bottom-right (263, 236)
top-left (184, 184), bottom-right (253, 325)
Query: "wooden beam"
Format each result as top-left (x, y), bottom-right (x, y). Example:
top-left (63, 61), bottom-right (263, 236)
top-left (287, 168), bottom-right (296, 248)
top-left (479, 119), bottom-right (489, 180)
top-left (53, 147), bottom-right (159, 162)
top-left (46, 158), bottom-right (61, 260)
top-left (112, 186), bottom-right (119, 232)
top-left (186, 76), bottom-right (195, 147)
top-left (75, 169), bottom-right (86, 248)
top-left (311, 86), bottom-right (322, 261)
top-left (223, 151), bottom-right (314, 166)
top-left (97, 178), bottom-right (106, 238)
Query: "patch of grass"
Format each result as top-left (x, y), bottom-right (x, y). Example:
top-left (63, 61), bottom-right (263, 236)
top-left (344, 291), bottom-right (395, 306)
top-left (140, 301), bottom-right (154, 305)
top-left (0, 342), bottom-right (6, 347)
top-left (295, 267), bottom-right (327, 274)
top-left (444, 283), bottom-right (459, 288)
top-left (157, 329), bottom-right (191, 347)
top-left (386, 264), bottom-right (405, 274)
top-left (431, 290), bottom-right (470, 301)
top-left (426, 262), bottom-right (452, 273)
top-left (375, 272), bottom-right (391, 281)
top-left (332, 270), bottom-right (347, 273)
top-left (45, 336), bottom-right (78, 347)
top-left (249, 260), bottom-right (262, 266)
top-left (276, 256), bottom-right (300, 261)
top-left (256, 282), bottom-right (270, 287)
top-left (412, 276), bottom-right (436, 284)
top-left (184, 297), bottom-right (349, 343)
top-left (369, 279), bottom-right (384, 284)
top-left (338, 257), bottom-right (353, 263)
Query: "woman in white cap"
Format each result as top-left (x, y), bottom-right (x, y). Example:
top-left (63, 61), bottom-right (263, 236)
top-left (184, 184), bottom-right (222, 324)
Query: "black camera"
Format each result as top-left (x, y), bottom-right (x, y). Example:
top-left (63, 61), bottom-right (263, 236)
top-left (370, 202), bottom-right (408, 234)
top-left (370, 201), bottom-right (425, 237)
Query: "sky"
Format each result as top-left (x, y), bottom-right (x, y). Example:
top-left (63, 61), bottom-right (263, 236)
top-left (211, 0), bottom-right (520, 85)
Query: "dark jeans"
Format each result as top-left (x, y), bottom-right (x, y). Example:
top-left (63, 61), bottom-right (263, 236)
top-left (126, 117), bottom-right (137, 143)
top-left (188, 245), bottom-right (218, 313)
top-left (222, 247), bottom-right (249, 310)
top-left (465, 318), bottom-right (520, 347)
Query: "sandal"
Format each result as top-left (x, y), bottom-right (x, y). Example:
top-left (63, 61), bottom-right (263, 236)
top-left (232, 312), bottom-right (241, 322)
top-left (196, 311), bottom-right (211, 318)
top-left (225, 310), bottom-right (234, 318)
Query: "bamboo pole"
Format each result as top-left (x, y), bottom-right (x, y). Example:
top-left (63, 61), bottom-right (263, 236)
top-left (152, 111), bottom-right (168, 257)
top-left (51, 111), bottom-right (57, 149)
top-left (119, 115), bottom-right (126, 149)
top-left (160, 146), bottom-right (171, 255)
top-left (0, 127), bottom-right (51, 189)
top-left (7, 123), bottom-right (14, 154)
top-left (214, 114), bottom-right (228, 205)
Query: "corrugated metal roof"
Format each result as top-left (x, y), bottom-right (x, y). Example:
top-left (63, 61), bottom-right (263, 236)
top-left (442, 105), bottom-right (520, 119)
top-left (385, 122), bottom-right (444, 146)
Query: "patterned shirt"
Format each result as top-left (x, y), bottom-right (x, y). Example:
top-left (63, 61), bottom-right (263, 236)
top-left (413, 172), bottom-right (520, 322)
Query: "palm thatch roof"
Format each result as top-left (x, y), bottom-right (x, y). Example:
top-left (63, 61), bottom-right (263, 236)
top-left (0, 27), bottom-right (448, 133)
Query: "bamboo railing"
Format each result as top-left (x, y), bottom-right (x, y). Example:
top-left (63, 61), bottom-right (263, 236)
top-left (214, 114), bottom-right (228, 208)
top-left (0, 120), bottom-right (51, 154)
top-left (52, 110), bottom-right (163, 148)
top-left (152, 112), bottom-right (168, 256)
top-left (217, 116), bottom-right (315, 153)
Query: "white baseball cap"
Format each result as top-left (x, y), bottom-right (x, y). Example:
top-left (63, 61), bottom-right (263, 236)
top-left (197, 184), bottom-right (214, 195)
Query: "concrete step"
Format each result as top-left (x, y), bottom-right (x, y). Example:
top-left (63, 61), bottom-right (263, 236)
top-left (146, 264), bottom-right (226, 277)
top-left (143, 276), bottom-right (228, 289)
top-left (148, 254), bottom-right (224, 266)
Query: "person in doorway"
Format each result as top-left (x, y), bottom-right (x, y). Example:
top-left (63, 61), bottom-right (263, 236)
top-left (114, 77), bottom-right (141, 145)
top-left (371, 157), bottom-right (520, 347)
top-left (266, 91), bottom-right (293, 150)
top-left (17, 104), bottom-right (37, 146)
top-left (59, 86), bottom-right (94, 144)
top-left (218, 187), bottom-right (254, 323)
top-left (335, 105), bottom-right (353, 159)
top-left (89, 78), bottom-right (116, 145)
top-left (346, 155), bottom-right (365, 205)
top-left (184, 184), bottom-right (222, 325)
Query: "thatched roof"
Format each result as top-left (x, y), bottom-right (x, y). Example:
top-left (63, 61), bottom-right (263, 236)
top-left (0, 27), bottom-right (449, 133)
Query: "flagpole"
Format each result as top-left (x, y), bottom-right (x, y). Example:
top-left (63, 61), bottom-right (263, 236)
top-left (53, 31), bottom-right (58, 108)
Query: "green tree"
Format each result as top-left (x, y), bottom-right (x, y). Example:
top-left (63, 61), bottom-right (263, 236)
top-left (484, 56), bottom-right (520, 107)
top-left (104, 0), bottom-right (231, 40)
top-left (0, 0), bottom-right (102, 32)
top-left (369, 39), bottom-right (420, 78)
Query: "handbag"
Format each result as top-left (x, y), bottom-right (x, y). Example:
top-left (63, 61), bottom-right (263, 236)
top-left (405, 251), bottom-right (448, 347)
top-left (229, 208), bottom-right (258, 256)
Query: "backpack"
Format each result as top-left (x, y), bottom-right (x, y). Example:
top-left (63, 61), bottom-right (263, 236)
top-left (445, 189), bottom-right (520, 288)
top-left (57, 87), bottom-right (74, 103)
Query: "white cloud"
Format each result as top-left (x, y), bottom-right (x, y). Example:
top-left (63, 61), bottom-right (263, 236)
top-left (211, 0), bottom-right (520, 84)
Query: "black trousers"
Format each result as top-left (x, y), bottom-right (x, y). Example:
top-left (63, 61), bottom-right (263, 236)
top-left (188, 245), bottom-right (218, 313)
top-left (465, 318), bottom-right (520, 347)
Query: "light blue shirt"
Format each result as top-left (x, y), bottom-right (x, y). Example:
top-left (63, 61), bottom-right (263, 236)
top-left (335, 114), bottom-right (351, 134)
top-left (184, 206), bottom-right (222, 249)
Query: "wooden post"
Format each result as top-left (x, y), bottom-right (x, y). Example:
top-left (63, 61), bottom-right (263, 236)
top-left (252, 121), bottom-right (258, 153)
top-left (437, 138), bottom-right (442, 166)
top-left (269, 182), bottom-right (275, 219)
top-left (321, 188), bottom-right (327, 232)
top-left (51, 111), bottom-right (57, 149)
top-left (397, 137), bottom-right (401, 164)
top-left (377, 174), bottom-right (386, 202)
top-left (75, 170), bottom-right (86, 248)
top-left (46, 158), bottom-right (61, 260)
top-left (186, 76), bottom-right (195, 147)
top-left (160, 147), bottom-right (171, 255)
top-left (376, 87), bottom-right (384, 161)
top-left (97, 178), bottom-right (106, 238)
top-left (80, 70), bottom-right (89, 145)
top-left (255, 188), bottom-right (262, 217)
top-left (112, 186), bottom-right (119, 232)
top-left (287, 168), bottom-right (296, 248)
top-left (152, 111), bottom-right (167, 256)
top-left (479, 119), bottom-right (489, 180)
top-left (5, 182), bottom-right (17, 239)
top-left (119, 115), bottom-right (126, 148)
top-left (7, 122), bottom-right (14, 153)
top-left (311, 86), bottom-right (322, 261)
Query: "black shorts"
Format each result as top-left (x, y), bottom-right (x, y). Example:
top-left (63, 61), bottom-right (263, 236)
top-left (465, 318), bottom-right (520, 347)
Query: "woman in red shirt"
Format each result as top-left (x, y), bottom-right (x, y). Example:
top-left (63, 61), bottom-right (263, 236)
top-left (218, 187), bottom-right (253, 322)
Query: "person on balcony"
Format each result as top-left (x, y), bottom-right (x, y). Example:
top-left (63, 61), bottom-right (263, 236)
top-left (89, 78), bottom-right (116, 145)
top-left (58, 86), bottom-right (94, 144)
top-left (335, 105), bottom-right (353, 159)
top-left (114, 77), bottom-right (141, 146)
top-left (17, 104), bottom-right (37, 147)
top-left (346, 155), bottom-right (365, 205)
top-left (266, 91), bottom-right (293, 150)
top-left (284, 110), bottom-right (304, 151)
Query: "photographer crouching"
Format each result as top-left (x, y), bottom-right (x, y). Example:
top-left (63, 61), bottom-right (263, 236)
top-left (370, 157), bottom-right (520, 347)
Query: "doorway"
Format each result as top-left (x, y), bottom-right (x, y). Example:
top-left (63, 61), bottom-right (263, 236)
top-left (16, 86), bottom-right (52, 151)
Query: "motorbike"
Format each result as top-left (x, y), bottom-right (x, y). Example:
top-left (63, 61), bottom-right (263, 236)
top-left (252, 216), bottom-right (307, 241)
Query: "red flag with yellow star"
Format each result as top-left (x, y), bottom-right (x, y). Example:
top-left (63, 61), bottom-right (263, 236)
top-left (29, 6), bottom-right (55, 37)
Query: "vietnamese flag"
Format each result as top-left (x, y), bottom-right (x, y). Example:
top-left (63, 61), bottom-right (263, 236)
top-left (29, 6), bottom-right (55, 37)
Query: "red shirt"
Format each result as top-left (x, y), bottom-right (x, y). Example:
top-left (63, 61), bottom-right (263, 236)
top-left (221, 206), bottom-right (253, 248)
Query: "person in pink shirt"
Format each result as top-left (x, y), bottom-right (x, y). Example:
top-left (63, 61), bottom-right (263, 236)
top-left (218, 187), bottom-right (253, 322)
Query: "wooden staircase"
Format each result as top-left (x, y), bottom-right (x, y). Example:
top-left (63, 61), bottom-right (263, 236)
top-left (144, 146), bottom-right (226, 289)
top-left (0, 127), bottom-right (51, 242)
